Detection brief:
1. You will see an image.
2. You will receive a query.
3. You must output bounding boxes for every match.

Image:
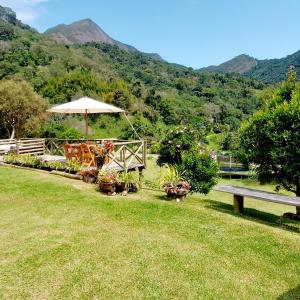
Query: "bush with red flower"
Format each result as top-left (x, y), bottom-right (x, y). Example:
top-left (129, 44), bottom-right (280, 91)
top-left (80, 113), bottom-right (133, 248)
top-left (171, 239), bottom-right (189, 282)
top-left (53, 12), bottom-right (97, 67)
top-left (158, 126), bottom-right (218, 195)
top-left (157, 126), bottom-right (198, 166)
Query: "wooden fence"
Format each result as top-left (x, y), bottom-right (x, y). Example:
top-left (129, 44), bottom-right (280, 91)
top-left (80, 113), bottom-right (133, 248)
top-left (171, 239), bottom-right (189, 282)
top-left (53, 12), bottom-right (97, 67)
top-left (0, 138), bottom-right (147, 170)
top-left (45, 139), bottom-right (147, 170)
top-left (0, 139), bottom-right (45, 155)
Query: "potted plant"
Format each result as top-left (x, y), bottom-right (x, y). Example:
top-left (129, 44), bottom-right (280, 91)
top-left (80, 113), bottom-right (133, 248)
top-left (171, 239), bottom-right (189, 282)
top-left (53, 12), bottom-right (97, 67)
top-left (98, 169), bottom-right (118, 195)
top-left (116, 171), bottom-right (139, 195)
top-left (161, 167), bottom-right (191, 202)
top-left (79, 167), bottom-right (99, 183)
top-left (66, 159), bottom-right (82, 174)
top-left (95, 141), bottom-right (115, 167)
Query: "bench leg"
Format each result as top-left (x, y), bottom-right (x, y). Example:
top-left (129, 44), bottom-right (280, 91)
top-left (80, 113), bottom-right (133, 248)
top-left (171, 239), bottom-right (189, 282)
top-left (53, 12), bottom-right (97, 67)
top-left (296, 207), bottom-right (300, 216)
top-left (233, 195), bottom-right (244, 214)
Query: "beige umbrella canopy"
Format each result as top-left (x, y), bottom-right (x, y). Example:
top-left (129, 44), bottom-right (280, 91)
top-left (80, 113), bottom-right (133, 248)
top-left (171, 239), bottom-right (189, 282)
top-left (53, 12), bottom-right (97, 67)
top-left (47, 97), bottom-right (125, 135)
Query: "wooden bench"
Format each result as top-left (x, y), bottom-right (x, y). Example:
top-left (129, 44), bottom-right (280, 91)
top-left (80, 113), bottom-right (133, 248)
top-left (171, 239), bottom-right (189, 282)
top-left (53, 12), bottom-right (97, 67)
top-left (214, 185), bottom-right (300, 215)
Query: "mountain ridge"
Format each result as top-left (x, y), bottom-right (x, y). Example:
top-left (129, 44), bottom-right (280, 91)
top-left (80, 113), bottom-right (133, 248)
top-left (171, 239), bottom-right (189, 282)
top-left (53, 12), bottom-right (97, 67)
top-left (200, 54), bottom-right (257, 74)
top-left (44, 18), bottom-right (163, 61)
top-left (200, 52), bottom-right (300, 83)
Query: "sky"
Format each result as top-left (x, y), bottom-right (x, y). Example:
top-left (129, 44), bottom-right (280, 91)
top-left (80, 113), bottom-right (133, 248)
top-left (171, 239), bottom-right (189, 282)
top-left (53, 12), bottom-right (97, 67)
top-left (1, 0), bottom-right (300, 68)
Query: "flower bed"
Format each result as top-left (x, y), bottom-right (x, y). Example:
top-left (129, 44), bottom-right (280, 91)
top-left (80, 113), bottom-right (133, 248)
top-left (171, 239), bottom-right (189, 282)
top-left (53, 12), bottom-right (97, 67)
top-left (3, 154), bottom-right (81, 174)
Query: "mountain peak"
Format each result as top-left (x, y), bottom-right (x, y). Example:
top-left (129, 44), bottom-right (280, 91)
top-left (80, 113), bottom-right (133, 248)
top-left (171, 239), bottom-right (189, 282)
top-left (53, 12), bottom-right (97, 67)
top-left (0, 5), bottom-right (17, 25)
top-left (44, 18), bottom-right (164, 60)
top-left (200, 54), bottom-right (257, 74)
top-left (44, 18), bottom-right (137, 52)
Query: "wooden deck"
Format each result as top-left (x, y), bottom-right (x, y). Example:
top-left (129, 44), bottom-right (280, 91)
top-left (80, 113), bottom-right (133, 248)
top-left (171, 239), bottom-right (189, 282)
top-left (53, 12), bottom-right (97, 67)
top-left (0, 138), bottom-right (147, 172)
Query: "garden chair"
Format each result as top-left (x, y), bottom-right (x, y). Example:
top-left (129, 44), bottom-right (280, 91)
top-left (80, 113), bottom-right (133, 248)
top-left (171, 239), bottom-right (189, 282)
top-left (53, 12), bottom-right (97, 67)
top-left (80, 143), bottom-right (96, 167)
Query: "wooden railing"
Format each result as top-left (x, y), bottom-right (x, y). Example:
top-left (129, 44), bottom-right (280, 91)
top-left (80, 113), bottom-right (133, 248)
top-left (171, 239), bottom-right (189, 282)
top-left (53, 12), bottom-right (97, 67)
top-left (108, 140), bottom-right (147, 170)
top-left (0, 138), bottom-right (147, 170)
top-left (45, 139), bottom-right (147, 170)
top-left (0, 139), bottom-right (45, 155)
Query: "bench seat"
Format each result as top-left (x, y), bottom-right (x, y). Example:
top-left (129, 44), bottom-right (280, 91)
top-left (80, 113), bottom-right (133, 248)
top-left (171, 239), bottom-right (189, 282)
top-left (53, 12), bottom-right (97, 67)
top-left (214, 185), bottom-right (300, 214)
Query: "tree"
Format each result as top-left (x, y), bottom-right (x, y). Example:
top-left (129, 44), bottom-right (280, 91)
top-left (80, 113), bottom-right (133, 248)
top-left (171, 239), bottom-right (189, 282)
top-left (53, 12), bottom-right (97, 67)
top-left (239, 68), bottom-right (300, 206)
top-left (0, 80), bottom-right (47, 139)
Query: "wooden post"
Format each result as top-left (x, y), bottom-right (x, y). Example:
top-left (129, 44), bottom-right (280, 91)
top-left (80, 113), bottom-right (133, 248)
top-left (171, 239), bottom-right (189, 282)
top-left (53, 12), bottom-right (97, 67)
top-left (138, 167), bottom-right (143, 189)
top-left (143, 140), bottom-right (147, 169)
top-left (123, 147), bottom-right (127, 170)
top-left (16, 140), bottom-right (20, 155)
top-left (85, 110), bottom-right (88, 136)
top-left (50, 140), bottom-right (54, 155)
top-left (233, 194), bottom-right (244, 213)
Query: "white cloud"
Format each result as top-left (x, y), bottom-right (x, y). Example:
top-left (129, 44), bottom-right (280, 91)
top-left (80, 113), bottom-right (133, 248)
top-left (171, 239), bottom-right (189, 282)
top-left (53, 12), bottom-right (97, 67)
top-left (0, 0), bottom-right (48, 22)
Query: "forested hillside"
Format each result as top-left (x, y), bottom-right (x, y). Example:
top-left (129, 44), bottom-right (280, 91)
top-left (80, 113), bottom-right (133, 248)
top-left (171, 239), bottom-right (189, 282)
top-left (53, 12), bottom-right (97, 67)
top-left (200, 54), bottom-right (257, 74)
top-left (0, 5), bottom-right (265, 141)
top-left (201, 51), bottom-right (300, 84)
top-left (245, 50), bottom-right (300, 83)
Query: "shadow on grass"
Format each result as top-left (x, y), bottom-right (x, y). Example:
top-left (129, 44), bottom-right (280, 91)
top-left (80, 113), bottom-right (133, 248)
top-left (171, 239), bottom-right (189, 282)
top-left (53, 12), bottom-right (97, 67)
top-left (156, 194), bottom-right (174, 202)
top-left (203, 199), bottom-right (300, 234)
top-left (277, 284), bottom-right (300, 300)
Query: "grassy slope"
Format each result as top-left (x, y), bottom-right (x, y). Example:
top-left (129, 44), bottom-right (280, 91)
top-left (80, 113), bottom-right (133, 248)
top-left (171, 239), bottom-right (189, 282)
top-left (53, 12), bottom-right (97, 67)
top-left (0, 164), bottom-right (299, 299)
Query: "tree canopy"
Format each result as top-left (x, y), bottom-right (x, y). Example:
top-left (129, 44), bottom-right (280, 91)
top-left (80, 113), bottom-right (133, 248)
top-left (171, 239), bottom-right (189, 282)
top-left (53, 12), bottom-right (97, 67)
top-left (240, 67), bottom-right (300, 198)
top-left (0, 79), bottom-right (47, 139)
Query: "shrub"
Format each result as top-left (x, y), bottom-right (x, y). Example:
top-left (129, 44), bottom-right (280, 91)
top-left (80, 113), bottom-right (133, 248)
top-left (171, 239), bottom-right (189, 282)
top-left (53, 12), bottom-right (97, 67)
top-left (177, 152), bottom-right (219, 194)
top-left (66, 159), bottom-right (82, 173)
top-left (157, 126), bottom-right (198, 166)
top-left (150, 141), bottom-right (160, 154)
top-left (46, 160), bottom-right (65, 171)
top-left (98, 169), bottom-right (118, 183)
top-left (4, 154), bottom-right (42, 168)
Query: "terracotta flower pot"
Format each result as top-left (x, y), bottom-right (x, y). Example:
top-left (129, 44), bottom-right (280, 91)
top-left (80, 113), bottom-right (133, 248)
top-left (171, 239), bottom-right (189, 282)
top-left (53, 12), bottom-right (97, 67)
top-left (115, 181), bottom-right (126, 193)
top-left (99, 181), bottom-right (116, 193)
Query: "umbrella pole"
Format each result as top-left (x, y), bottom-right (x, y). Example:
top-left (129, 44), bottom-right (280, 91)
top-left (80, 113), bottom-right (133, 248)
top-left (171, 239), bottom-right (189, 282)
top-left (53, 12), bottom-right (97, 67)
top-left (123, 112), bottom-right (141, 140)
top-left (85, 110), bottom-right (88, 135)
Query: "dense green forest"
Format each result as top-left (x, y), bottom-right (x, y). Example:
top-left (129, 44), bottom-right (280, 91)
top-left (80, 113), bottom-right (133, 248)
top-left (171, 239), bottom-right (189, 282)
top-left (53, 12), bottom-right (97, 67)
top-left (201, 52), bottom-right (300, 84)
top-left (0, 5), bottom-right (266, 144)
top-left (245, 50), bottom-right (300, 83)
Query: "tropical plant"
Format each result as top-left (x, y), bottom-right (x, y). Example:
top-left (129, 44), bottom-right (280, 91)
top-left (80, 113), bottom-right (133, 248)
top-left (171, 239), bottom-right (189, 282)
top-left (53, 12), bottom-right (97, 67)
top-left (4, 154), bottom-right (42, 168)
top-left (117, 170), bottom-right (140, 192)
top-left (46, 160), bottom-right (65, 171)
top-left (160, 166), bottom-right (191, 200)
top-left (98, 169), bottom-right (118, 183)
top-left (160, 166), bottom-right (183, 186)
top-left (66, 159), bottom-right (82, 173)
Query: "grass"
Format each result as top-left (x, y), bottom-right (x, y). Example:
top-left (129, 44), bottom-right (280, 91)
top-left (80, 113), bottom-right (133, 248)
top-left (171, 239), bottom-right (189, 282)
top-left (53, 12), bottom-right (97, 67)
top-left (0, 162), bottom-right (300, 299)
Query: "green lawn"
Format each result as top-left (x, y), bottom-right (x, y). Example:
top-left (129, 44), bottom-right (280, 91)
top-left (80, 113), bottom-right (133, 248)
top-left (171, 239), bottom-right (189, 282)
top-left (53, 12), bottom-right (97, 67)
top-left (0, 164), bottom-right (299, 299)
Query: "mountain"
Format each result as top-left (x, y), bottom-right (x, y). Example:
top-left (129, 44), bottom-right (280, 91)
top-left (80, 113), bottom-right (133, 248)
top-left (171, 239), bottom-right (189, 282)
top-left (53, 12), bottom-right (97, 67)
top-left (44, 19), bottom-right (163, 60)
top-left (45, 19), bottom-right (137, 52)
top-left (200, 54), bottom-right (257, 74)
top-left (0, 5), bottom-right (17, 24)
top-left (0, 4), bottom-right (266, 140)
top-left (201, 52), bottom-right (300, 83)
top-left (245, 50), bottom-right (300, 83)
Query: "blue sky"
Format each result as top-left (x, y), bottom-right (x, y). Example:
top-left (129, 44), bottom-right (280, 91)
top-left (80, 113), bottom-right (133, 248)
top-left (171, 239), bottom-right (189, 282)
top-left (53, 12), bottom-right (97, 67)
top-left (1, 0), bottom-right (300, 68)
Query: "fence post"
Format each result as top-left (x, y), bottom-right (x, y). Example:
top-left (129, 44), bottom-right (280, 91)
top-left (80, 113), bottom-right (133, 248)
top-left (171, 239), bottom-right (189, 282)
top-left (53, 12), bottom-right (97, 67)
top-left (123, 147), bottom-right (127, 170)
top-left (143, 140), bottom-right (147, 169)
top-left (16, 140), bottom-right (20, 155)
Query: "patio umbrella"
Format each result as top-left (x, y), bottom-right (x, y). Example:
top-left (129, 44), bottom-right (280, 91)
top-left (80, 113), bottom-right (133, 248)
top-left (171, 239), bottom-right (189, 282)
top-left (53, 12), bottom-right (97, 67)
top-left (47, 97), bottom-right (125, 135)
